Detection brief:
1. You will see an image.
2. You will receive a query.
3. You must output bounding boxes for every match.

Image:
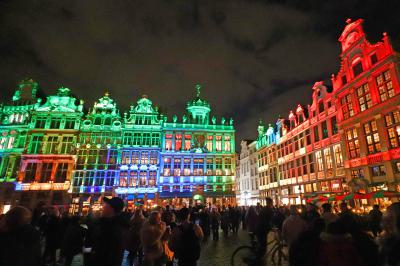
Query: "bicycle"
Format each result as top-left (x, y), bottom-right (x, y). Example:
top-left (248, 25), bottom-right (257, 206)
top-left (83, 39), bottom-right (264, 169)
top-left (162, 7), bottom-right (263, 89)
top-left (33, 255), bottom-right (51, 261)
top-left (230, 229), bottom-right (288, 266)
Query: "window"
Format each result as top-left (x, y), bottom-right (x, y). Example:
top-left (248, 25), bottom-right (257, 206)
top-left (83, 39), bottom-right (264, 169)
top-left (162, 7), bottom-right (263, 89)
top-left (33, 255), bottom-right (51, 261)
top-left (29, 135), bottom-right (43, 154)
top-left (206, 136), bottom-right (213, 152)
top-left (347, 128), bottom-right (360, 158)
top-left (121, 151), bottom-right (130, 165)
top-left (224, 157), bottom-right (232, 175)
top-left (140, 151), bottom-right (149, 165)
top-left (215, 157), bottom-right (222, 175)
top-left (377, 70), bottom-right (394, 101)
top-left (64, 118), bottom-right (75, 129)
top-left (333, 144), bottom-right (343, 168)
top-left (133, 133), bottom-right (141, 146)
top-left (45, 136), bottom-right (59, 154)
top-left (35, 118), bottom-right (46, 128)
top-left (385, 110), bottom-right (400, 148)
top-left (60, 136), bottom-right (73, 154)
top-left (341, 94), bottom-right (354, 119)
top-left (341, 75), bottom-right (347, 86)
top-left (163, 157), bottom-right (171, 176)
top-left (40, 163), bottom-right (53, 182)
top-left (139, 171), bottom-right (147, 186)
top-left (324, 148), bottom-right (333, 169)
top-left (193, 158), bottom-right (204, 175)
top-left (315, 151), bottom-right (324, 172)
top-left (331, 116), bottom-right (338, 135)
top-left (175, 134), bottom-right (182, 151)
top-left (129, 171), bottom-right (138, 186)
top-left (314, 126), bottom-right (320, 142)
top-left (143, 133), bottom-right (151, 146)
top-left (206, 158), bottom-right (213, 175)
top-left (50, 118), bottom-right (61, 129)
top-left (55, 163), bottom-right (69, 183)
top-left (371, 165), bottom-right (386, 177)
top-left (351, 169), bottom-right (364, 179)
top-left (123, 132), bottom-right (133, 145)
top-left (305, 129), bottom-right (311, 145)
top-left (24, 163), bottom-right (37, 182)
top-left (173, 158), bottom-right (181, 176)
top-left (364, 120), bottom-right (381, 154)
top-left (165, 134), bottom-right (172, 150)
top-left (131, 151), bottom-right (139, 164)
top-left (393, 161), bottom-right (400, 173)
top-left (224, 136), bottom-right (231, 151)
top-left (183, 158), bottom-right (191, 175)
top-left (119, 171), bottom-right (128, 187)
top-left (370, 53), bottom-right (378, 65)
top-left (151, 133), bottom-right (160, 146)
top-left (357, 83), bottom-right (372, 111)
top-left (184, 134), bottom-right (191, 151)
top-left (322, 121), bottom-right (329, 139)
top-left (215, 136), bottom-right (222, 151)
top-left (148, 171), bottom-right (156, 187)
top-left (150, 151), bottom-right (158, 165)
top-left (352, 61), bottom-right (363, 77)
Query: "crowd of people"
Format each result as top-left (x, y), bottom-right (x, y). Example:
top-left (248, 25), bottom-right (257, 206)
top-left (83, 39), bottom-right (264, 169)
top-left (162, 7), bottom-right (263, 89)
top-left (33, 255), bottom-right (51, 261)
top-left (0, 198), bottom-right (246, 266)
top-left (1, 196), bottom-right (400, 266)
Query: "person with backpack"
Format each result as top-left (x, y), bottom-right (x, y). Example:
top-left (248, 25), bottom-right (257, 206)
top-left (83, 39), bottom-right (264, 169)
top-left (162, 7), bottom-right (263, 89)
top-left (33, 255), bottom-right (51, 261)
top-left (169, 207), bottom-right (203, 266)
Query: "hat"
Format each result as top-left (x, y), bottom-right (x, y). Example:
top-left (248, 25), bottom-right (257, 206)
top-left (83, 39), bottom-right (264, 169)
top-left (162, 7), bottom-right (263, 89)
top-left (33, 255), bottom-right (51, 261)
top-left (103, 197), bottom-right (124, 213)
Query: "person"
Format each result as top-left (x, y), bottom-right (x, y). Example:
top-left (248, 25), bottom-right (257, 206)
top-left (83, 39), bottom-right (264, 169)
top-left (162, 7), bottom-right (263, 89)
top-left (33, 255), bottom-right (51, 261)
top-left (169, 207), bottom-right (203, 266)
top-left (255, 197), bottom-right (274, 256)
top-left (282, 205), bottom-right (308, 248)
top-left (88, 196), bottom-right (129, 266)
top-left (0, 206), bottom-right (41, 266)
top-left (161, 205), bottom-right (173, 226)
top-left (42, 206), bottom-right (61, 266)
top-left (245, 206), bottom-right (258, 234)
top-left (221, 206), bottom-right (230, 237)
top-left (141, 211), bottom-right (169, 266)
top-left (369, 204), bottom-right (382, 237)
top-left (127, 209), bottom-right (145, 266)
top-left (379, 202), bottom-right (400, 265)
top-left (321, 203), bottom-right (338, 230)
top-left (199, 208), bottom-right (210, 239)
top-left (61, 215), bottom-right (86, 266)
top-left (210, 207), bottom-right (221, 241)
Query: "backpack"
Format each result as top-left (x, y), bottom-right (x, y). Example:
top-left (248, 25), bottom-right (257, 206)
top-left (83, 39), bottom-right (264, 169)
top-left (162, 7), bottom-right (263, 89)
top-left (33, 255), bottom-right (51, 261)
top-left (175, 223), bottom-right (201, 261)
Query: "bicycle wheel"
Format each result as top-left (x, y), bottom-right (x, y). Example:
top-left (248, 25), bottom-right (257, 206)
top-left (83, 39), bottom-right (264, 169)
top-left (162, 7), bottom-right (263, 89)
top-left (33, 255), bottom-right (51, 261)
top-left (231, 245), bottom-right (257, 266)
top-left (270, 244), bottom-right (287, 266)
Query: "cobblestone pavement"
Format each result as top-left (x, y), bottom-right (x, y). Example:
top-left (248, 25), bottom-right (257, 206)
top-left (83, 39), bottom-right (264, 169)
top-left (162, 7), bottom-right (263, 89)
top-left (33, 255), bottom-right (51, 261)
top-left (69, 228), bottom-right (288, 266)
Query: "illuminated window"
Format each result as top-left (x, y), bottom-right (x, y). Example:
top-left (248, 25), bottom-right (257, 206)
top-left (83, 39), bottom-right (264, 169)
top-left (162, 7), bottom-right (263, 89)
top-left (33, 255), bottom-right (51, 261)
top-left (65, 118), bottom-right (75, 129)
top-left (183, 158), bottom-right (191, 175)
top-left (346, 128), bottom-right (360, 158)
top-left (6, 136), bottom-right (14, 149)
top-left (370, 53), bottom-right (378, 65)
top-left (163, 157), bottom-right (171, 176)
top-left (357, 83), bottom-right (372, 111)
top-left (151, 133), bottom-right (160, 146)
top-left (333, 144), bottom-right (343, 168)
top-left (139, 171), bottom-right (147, 186)
top-left (321, 181), bottom-right (330, 192)
top-left (140, 151), bottom-right (149, 165)
top-left (133, 133), bottom-right (141, 146)
top-left (39, 163), bottom-right (53, 183)
top-left (215, 157), bottom-right (222, 175)
top-left (165, 134), bottom-right (172, 151)
top-left (224, 136), bottom-right (231, 151)
top-left (193, 158), bottom-right (204, 175)
top-left (150, 151), bottom-right (158, 165)
top-left (175, 134), bottom-right (182, 151)
top-left (131, 151), bottom-right (139, 164)
top-left (352, 61), bottom-right (363, 77)
top-left (148, 171), bottom-right (156, 187)
top-left (224, 157), bottom-right (232, 176)
top-left (216, 136), bottom-right (222, 151)
top-left (376, 70), bottom-right (394, 102)
top-left (60, 136), bottom-right (73, 154)
top-left (184, 134), bottom-right (191, 151)
top-left (206, 135), bottom-right (213, 151)
top-left (206, 157), bottom-right (213, 175)
top-left (119, 171), bottom-right (128, 187)
top-left (45, 136), bottom-right (59, 154)
top-left (0, 137), bottom-right (7, 150)
top-left (341, 94), bottom-right (354, 119)
top-left (129, 171), bottom-right (137, 186)
top-left (123, 132), bottom-right (132, 145)
top-left (143, 133), bottom-right (151, 146)
top-left (315, 151), bottom-right (324, 172)
top-left (364, 120), bottom-right (380, 154)
top-left (55, 163), bottom-right (69, 183)
top-left (35, 117), bottom-right (46, 128)
top-left (385, 110), bottom-right (400, 148)
top-left (371, 165), bottom-right (386, 177)
top-left (324, 148), bottom-right (333, 169)
top-left (23, 163), bottom-right (37, 182)
top-left (305, 129), bottom-right (311, 145)
top-left (121, 151), bottom-right (130, 165)
top-left (173, 158), bottom-right (181, 176)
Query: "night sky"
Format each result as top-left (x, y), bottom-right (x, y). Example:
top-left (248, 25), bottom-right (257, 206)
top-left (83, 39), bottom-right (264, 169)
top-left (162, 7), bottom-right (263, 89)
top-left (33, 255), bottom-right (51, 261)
top-left (1, 0), bottom-right (400, 147)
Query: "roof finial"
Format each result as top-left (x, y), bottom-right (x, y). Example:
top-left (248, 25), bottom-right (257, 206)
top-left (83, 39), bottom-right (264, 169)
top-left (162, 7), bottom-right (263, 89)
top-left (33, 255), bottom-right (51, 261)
top-left (346, 18), bottom-right (352, 24)
top-left (105, 90), bottom-right (110, 97)
top-left (195, 84), bottom-right (201, 97)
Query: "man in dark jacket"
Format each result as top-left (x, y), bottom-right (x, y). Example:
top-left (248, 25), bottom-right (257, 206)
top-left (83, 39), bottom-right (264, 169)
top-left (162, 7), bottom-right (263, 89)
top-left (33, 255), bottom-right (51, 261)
top-left (87, 197), bottom-right (129, 266)
top-left (256, 197), bottom-right (274, 257)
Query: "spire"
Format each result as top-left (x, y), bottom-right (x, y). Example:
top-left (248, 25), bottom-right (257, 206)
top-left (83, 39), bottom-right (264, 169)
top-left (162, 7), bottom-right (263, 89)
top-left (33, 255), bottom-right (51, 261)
top-left (196, 84), bottom-right (201, 98)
